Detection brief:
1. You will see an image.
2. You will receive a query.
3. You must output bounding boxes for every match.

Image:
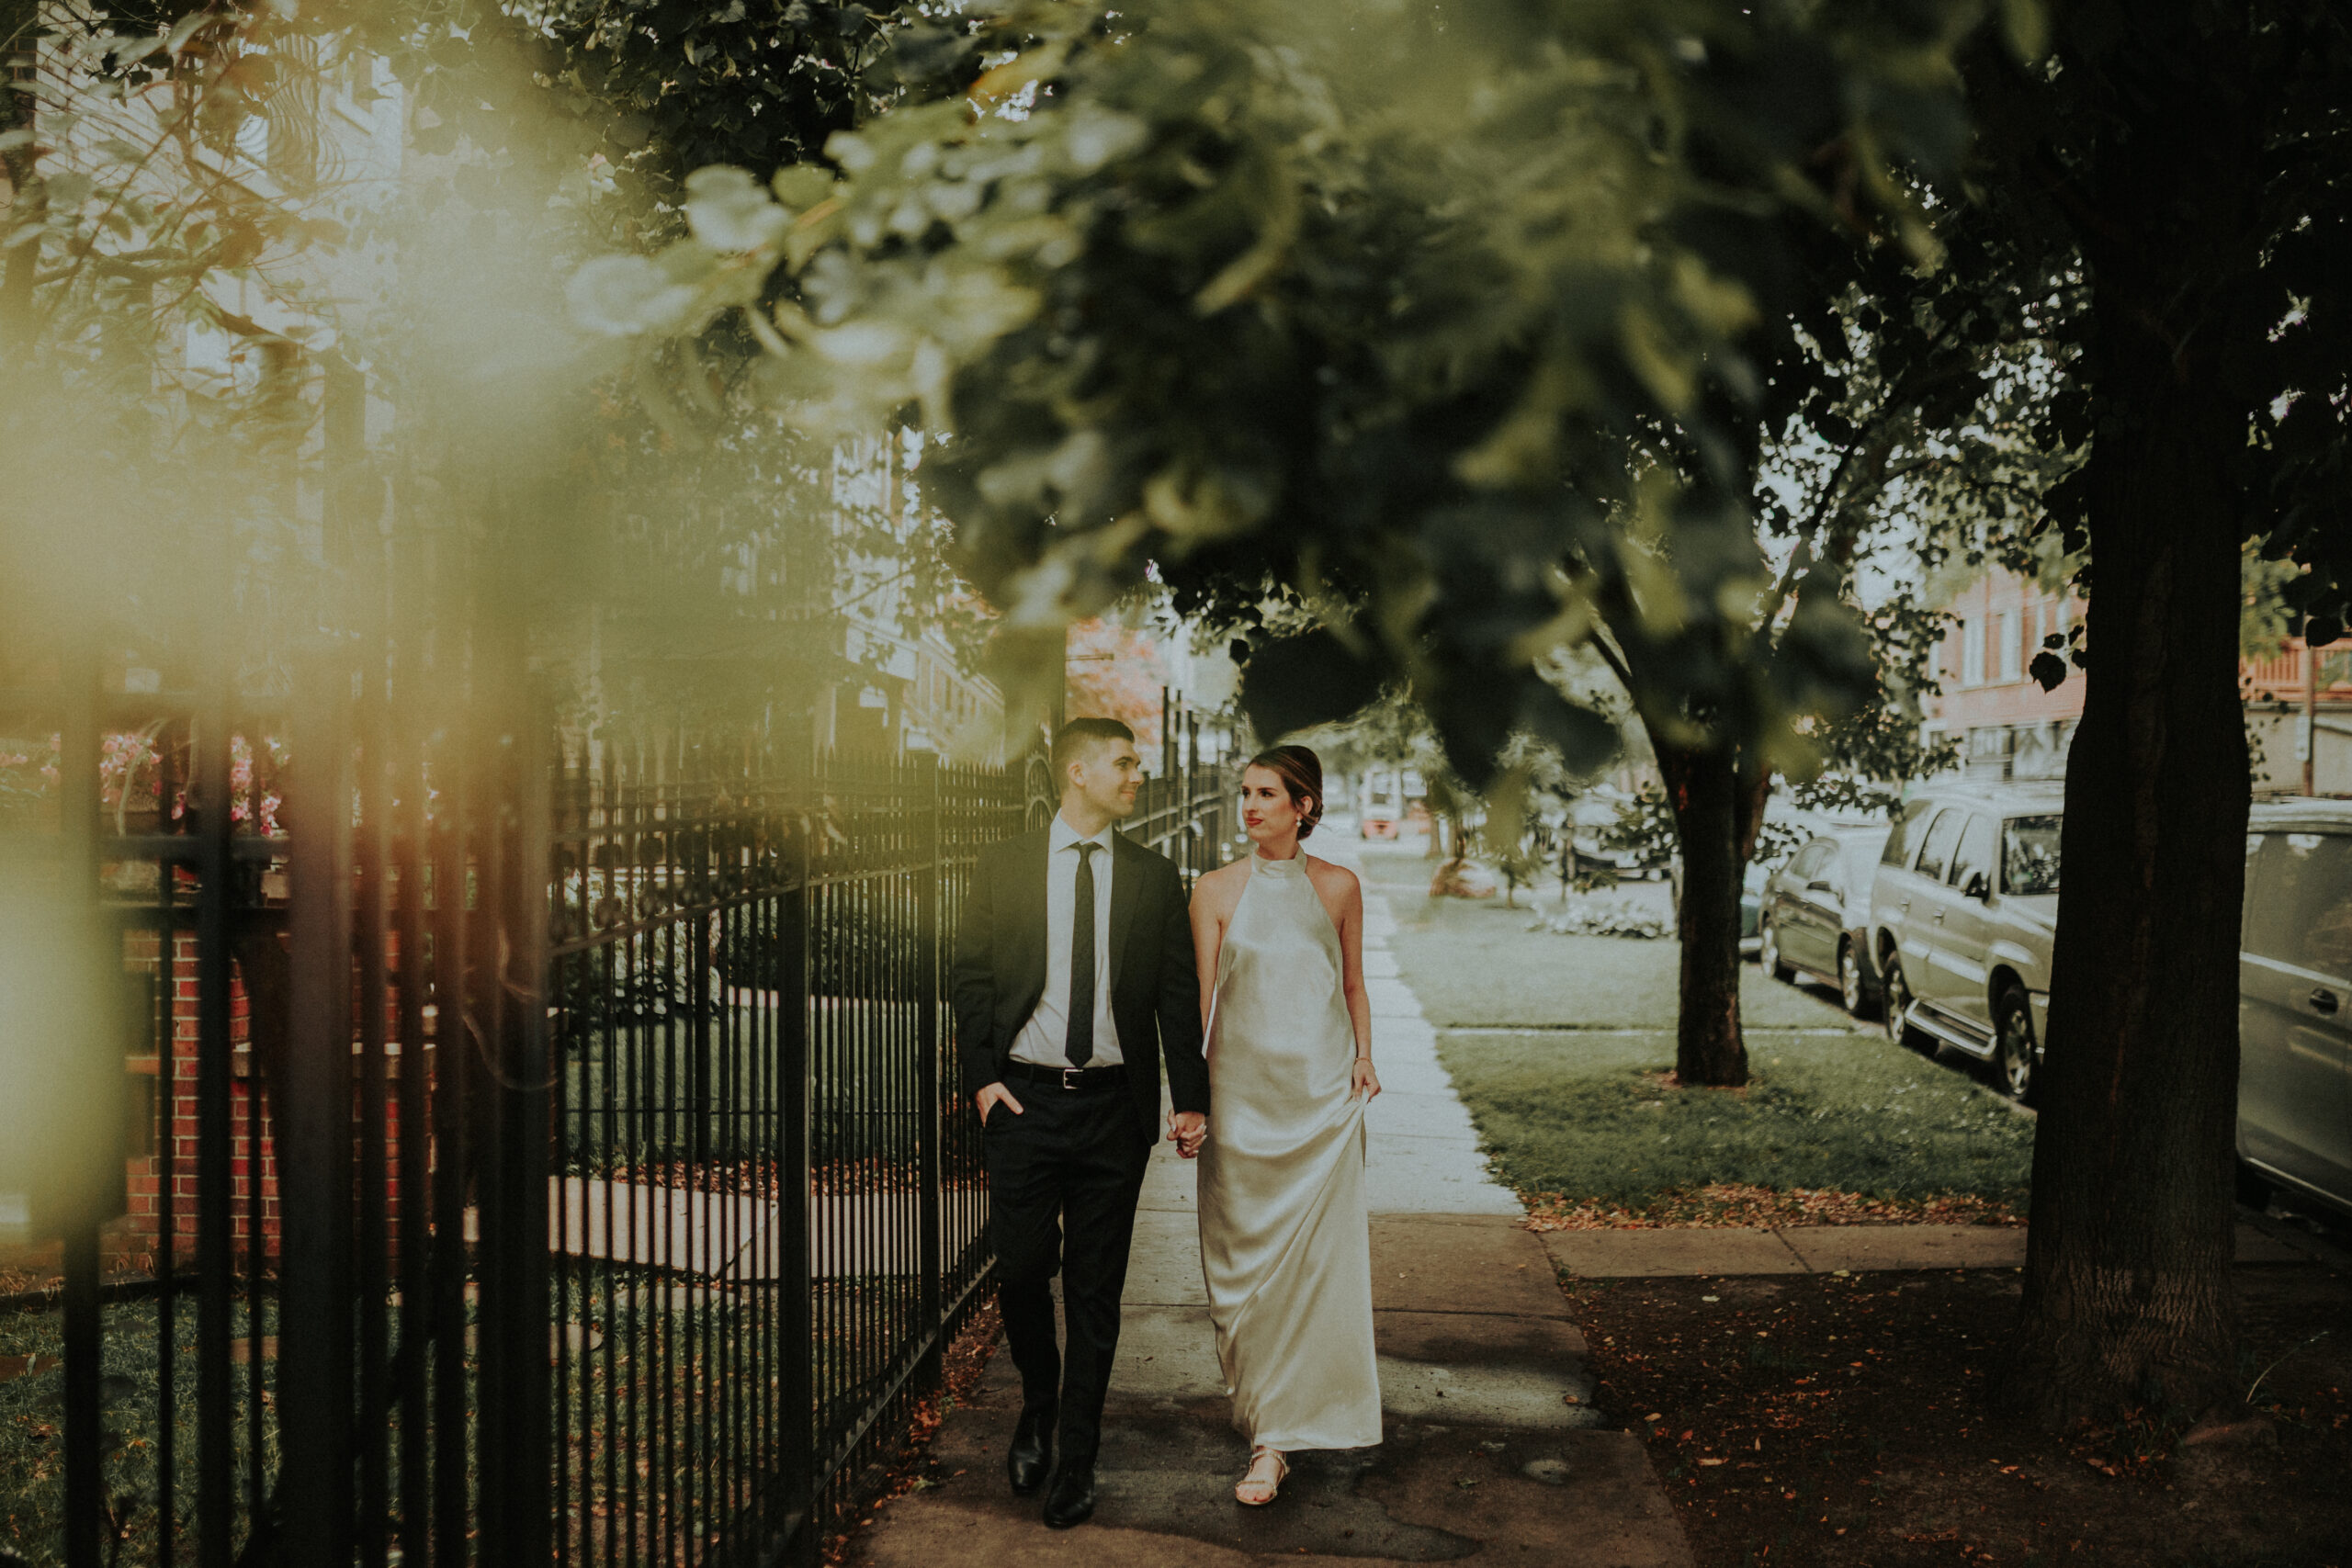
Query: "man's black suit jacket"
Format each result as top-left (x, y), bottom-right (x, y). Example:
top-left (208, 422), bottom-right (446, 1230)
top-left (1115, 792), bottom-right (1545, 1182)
top-left (951, 827), bottom-right (1209, 1145)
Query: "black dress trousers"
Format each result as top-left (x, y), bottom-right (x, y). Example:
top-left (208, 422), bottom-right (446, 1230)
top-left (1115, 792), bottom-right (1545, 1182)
top-left (982, 1083), bottom-right (1151, 1462)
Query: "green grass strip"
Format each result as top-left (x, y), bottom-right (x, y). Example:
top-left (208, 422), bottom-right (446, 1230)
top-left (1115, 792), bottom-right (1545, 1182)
top-left (1438, 1028), bottom-right (2034, 1210)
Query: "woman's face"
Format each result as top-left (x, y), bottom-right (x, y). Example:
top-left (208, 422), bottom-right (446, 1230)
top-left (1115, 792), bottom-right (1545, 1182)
top-left (1240, 764), bottom-right (1311, 852)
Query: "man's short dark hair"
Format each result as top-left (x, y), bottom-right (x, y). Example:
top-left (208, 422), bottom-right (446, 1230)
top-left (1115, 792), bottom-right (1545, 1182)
top-left (1053, 716), bottom-right (1136, 778)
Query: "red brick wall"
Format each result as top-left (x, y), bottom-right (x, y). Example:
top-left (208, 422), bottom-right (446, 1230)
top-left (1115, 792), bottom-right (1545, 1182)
top-left (1923, 570), bottom-right (2088, 735)
top-left (117, 931), bottom-right (421, 1270)
top-left (1927, 570), bottom-right (2352, 733)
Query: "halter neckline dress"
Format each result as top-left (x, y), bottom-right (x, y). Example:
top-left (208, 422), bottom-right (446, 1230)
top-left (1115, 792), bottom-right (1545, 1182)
top-left (1195, 850), bottom-right (1381, 1451)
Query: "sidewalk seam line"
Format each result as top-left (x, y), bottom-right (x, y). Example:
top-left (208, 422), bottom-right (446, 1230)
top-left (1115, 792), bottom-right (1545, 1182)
top-left (1768, 1227), bottom-right (1815, 1272)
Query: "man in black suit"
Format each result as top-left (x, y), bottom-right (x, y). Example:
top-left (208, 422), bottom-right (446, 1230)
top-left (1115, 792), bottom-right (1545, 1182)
top-left (951, 716), bottom-right (1211, 1529)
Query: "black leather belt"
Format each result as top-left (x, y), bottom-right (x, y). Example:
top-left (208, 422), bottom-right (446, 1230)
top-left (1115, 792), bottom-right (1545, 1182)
top-left (1004, 1061), bottom-right (1130, 1092)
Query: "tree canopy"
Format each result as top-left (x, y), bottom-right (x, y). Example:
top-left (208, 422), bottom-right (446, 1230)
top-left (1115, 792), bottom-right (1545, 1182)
top-left (577, 0), bottom-right (1997, 784)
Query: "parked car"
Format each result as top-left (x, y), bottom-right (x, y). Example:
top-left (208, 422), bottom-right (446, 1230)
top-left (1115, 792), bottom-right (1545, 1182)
top-left (1358, 767), bottom-right (1427, 840)
top-left (1868, 783), bottom-right (2064, 1100)
top-left (1741, 858), bottom-right (1768, 950)
top-left (2237, 800), bottom-right (2352, 1221)
top-left (1758, 826), bottom-right (1894, 1016)
top-left (1667, 801), bottom-right (1880, 952)
top-left (1572, 788), bottom-right (1664, 880)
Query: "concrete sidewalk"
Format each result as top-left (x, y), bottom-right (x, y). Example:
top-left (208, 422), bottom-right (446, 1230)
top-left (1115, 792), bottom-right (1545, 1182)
top-left (852, 849), bottom-right (1695, 1567)
top-left (1541, 1219), bottom-right (2313, 1279)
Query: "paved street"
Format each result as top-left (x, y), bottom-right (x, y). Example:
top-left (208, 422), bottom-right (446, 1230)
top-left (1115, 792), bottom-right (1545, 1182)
top-left (1352, 843), bottom-right (1859, 1033)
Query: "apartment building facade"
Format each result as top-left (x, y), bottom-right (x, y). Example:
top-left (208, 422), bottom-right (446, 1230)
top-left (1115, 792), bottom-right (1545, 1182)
top-left (1926, 568), bottom-right (2352, 794)
top-left (1924, 570), bottom-right (2086, 782)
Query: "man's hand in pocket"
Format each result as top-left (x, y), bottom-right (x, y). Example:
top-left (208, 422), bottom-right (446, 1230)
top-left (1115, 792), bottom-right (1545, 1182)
top-left (977, 1083), bottom-right (1024, 1126)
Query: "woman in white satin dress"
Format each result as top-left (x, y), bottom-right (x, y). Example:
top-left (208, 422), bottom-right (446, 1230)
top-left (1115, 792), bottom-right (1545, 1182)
top-left (1184, 744), bottom-right (1382, 1506)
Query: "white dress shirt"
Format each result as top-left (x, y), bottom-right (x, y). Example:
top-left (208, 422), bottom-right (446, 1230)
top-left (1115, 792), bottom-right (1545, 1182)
top-left (1011, 813), bottom-right (1125, 1068)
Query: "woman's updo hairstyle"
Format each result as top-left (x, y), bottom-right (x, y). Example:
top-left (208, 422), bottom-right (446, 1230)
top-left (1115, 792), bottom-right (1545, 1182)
top-left (1246, 744), bottom-right (1325, 840)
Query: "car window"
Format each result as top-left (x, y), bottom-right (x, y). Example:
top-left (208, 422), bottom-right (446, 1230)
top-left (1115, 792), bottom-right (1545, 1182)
top-left (1789, 842), bottom-right (1827, 880)
top-left (1822, 841), bottom-right (1860, 898)
top-left (1912, 808), bottom-right (1962, 883)
top-left (2245, 830), bottom-right (2352, 982)
top-left (2001, 814), bottom-right (2062, 897)
top-left (1950, 815), bottom-right (1996, 892)
top-left (1881, 798), bottom-right (1933, 867)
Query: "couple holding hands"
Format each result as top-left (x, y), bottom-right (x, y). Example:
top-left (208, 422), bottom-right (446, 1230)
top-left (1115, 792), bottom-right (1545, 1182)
top-left (952, 719), bottom-right (1383, 1529)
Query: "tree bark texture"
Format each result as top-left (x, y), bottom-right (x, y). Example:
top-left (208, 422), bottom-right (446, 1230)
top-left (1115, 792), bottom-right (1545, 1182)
top-left (2001, 5), bottom-right (2262, 1426)
top-left (1659, 741), bottom-right (1750, 1088)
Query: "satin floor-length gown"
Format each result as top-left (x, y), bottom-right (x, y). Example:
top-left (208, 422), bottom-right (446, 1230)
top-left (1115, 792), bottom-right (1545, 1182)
top-left (1196, 850), bottom-right (1382, 1451)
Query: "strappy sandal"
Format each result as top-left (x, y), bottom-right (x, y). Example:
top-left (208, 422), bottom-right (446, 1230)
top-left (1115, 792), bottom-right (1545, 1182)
top-left (1235, 1446), bottom-right (1289, 1506)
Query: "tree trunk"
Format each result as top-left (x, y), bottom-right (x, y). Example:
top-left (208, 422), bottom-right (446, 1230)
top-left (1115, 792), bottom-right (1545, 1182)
top-left (1999, 8), bottom-right (2260, 1426)
top-left (2001, 397), bottom-right (2249, 1425)
top-left (1658, 739), bottom-right (1748, 1087)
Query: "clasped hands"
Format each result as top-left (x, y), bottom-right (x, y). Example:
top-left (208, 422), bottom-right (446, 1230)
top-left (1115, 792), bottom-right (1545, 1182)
top-left (1167, 1111), bottom-right (1206, 1158)
top-left (974, 1083), bottom-right (1209, 1159)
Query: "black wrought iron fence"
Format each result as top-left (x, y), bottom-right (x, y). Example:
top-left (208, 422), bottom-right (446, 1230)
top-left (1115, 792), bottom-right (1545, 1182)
top-left (1129, 704), bottom-right (1234, 883)
top-left (540, 744), bottom-right (1026, 1563)
top-left (0, 668), bottom-right (1231, 1568)
top-left (0, 658), bottom-right (557, 1568)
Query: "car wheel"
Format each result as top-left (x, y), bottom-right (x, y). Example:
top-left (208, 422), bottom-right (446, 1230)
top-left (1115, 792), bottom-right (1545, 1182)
top-left (1994, 984), bottom-right (2039, 1102)
top-left (1759, 918), bottom-right (1792, 982)
top-left (1838, 940), bottom-right (1870, 1017)
top-left (1882, 958), bottom-right (1920, 1049)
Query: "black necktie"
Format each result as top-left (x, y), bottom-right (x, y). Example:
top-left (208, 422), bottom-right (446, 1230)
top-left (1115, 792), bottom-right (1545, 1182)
top-left (1068, 842), bottom-right (1098, 1066)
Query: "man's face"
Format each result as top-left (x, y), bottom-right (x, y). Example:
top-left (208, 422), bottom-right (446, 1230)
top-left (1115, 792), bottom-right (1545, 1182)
top-left (1068, 736), bottom-right (1144, 820)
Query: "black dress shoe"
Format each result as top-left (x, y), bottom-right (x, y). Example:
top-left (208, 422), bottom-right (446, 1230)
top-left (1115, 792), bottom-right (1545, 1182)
top-left (1042, 1460), bottom-right (1097, 1529)
top-left (1006, 1406), bottom-right (1055, 1495)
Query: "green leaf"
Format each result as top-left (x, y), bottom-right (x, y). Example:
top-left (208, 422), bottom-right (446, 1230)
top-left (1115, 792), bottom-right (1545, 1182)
top-left (164, 10), bottom-right (212, 55)
top-left (1238, 631), bottom-right (1388, 741)
top-left (567, 254), bottom-right (706, 336)
top-left (2000, 0), bottom-right (2049, 62)
top-left (1061, 104), bottom-right (1148, 174)
top-left (1518, 685), bottom-right (1622, 776)
top-left (43, 171), bottom-right (93, 211)
top-left (684, 165), bottom-right (787, 251)
top-left (770, 164), bottom-right (838, 212)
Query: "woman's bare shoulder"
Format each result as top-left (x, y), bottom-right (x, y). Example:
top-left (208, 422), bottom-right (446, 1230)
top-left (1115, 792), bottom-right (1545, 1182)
top-left (1192, 858), bottom-right (1250, 908)
top-left (1303, 855), bottom-right (1362, 897)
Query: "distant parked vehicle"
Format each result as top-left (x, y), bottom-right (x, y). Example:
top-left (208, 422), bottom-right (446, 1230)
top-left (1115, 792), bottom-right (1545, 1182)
top-left (1758, 826), bottom-right (1894, 1016)
top-left (1359, 768), bottom-right (1427, 840)
top-left (1573, 788), bottom-right (1663, 880)
top-left (1869, 784), bottom-right (2064, 1101)
top-left (2237, 800), bottom-right (2352, 1222)
top-left (1667, 799), bottom-right (1881, 953)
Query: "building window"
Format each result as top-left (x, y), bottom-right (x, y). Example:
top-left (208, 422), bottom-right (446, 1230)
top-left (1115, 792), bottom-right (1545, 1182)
top-left (1962, 617), bottom-right (1985, 688)
top-left (1998, 610), bottom-right (2021, 683)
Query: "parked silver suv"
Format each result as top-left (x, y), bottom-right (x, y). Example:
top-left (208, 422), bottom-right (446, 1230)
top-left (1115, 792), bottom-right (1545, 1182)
top-left (2239, 800), bottom-right (2352, 1221)
top-left (1869, 783), bottom-right (2064, 1100)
